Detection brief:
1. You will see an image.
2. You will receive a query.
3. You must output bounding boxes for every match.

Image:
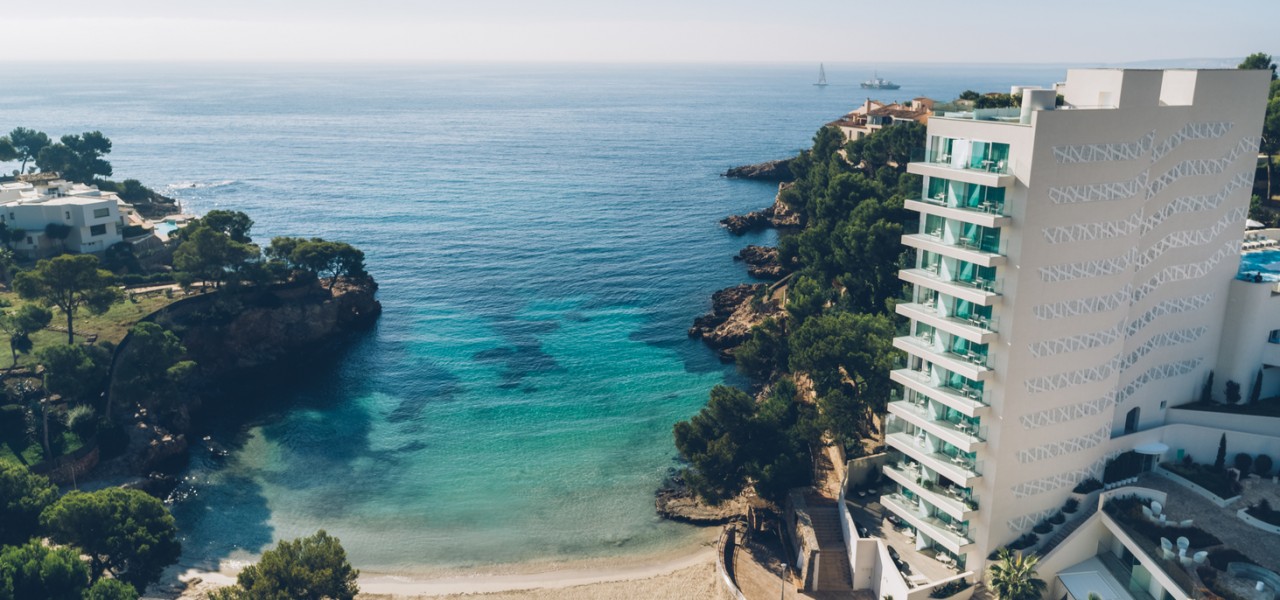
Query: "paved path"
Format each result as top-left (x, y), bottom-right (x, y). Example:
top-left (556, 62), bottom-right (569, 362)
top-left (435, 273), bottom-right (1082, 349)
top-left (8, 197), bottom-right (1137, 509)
top-left (1138, 474), bottom-right (1280, 572)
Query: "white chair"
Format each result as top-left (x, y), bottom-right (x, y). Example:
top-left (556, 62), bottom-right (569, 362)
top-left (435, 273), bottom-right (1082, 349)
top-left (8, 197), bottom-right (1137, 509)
top-left (1161, 538), bottom-right (1173, 552)
top-left (1194, 551), bottom-right (1208, 565)
top-left (1179, 519), bottom-right (1193, 527)
top-left (1143, 506), bottom-right (1155, 520)
top-left (1151, 501), bottom-right (1163, 515)
top-left (1177, 537), bottom-right (1190, 553)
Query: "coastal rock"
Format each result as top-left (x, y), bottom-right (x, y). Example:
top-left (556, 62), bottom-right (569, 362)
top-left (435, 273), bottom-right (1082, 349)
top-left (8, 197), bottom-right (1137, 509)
top-left (720, 193), bottom-right (800, 235)
top-left (734, 245), bottom-right (785, 280)
top-left (688, 283), bottom-right (782, 361)
top-left (721, 158), bottom-right (794, 182)
top-left (656, 487), bottom-right (750, 526)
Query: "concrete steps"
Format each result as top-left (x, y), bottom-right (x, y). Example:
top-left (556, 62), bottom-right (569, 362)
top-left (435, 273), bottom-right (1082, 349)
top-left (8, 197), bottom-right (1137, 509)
top-left (804, 496), bottom-right (852, 591)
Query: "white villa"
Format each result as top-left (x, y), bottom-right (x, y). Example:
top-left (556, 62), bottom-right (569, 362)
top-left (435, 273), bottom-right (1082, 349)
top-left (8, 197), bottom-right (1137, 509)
top-left (823, 68), bottom-right (1280, 600)
top-left (0, 177), bottom-right (129, 256)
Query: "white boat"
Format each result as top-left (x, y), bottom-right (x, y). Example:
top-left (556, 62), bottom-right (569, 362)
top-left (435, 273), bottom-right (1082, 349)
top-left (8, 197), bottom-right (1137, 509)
top-left (814, 63), bottom-right (829, 87)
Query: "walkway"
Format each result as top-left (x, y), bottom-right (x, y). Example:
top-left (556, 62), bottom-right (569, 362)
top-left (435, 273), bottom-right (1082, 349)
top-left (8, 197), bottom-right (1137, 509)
top-left (731, 539), bottom-right (870, 600)
top-left (1138, 474), bottom-right (1280, 572)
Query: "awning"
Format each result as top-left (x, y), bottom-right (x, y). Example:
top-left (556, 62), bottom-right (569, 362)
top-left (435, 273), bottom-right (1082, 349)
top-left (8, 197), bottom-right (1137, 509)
top-left (1135, 442), bottom-right (1169, 455)
top-left (1247, 219), bottom-right (1266, 229)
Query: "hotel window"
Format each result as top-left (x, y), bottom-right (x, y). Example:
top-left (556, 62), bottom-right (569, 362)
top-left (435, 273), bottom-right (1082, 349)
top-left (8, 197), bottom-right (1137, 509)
top-left (65, 211), bottom-right (71, 220)
top-left (1269, 330), bottom-right (1280, 344)
top-left (90, 224), bottom-right (107, 236)
top-left (93, 208), bottom-right (110, 218)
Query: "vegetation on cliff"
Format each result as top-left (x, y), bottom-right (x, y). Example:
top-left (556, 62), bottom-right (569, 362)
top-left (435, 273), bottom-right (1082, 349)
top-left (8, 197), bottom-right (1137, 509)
top-left (209, 530), bottom-right (359, 600)
top-left (674, 121), bottom-right (921, 505)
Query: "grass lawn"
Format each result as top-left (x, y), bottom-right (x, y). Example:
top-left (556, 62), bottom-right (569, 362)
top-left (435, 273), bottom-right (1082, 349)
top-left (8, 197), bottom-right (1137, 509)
top-left (0, 431), bottom-right (84, 468)
top-left (0, 289), bottom-right (177, 369)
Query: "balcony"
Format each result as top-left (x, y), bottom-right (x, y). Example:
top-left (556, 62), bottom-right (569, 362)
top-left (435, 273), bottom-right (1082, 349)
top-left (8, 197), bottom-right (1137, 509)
top-left (881, 493), bottom-right (975, 555)
top-left (899, 268), bottom-right (1000, 307)
top-left (895, 302), bottom-right (996, 345)
top-left (882, 461), bottom-right (977, 522)
top-left (902, 234), bottom-right (1005, 268)
top-left (887, 399), bottom-right (986, 453)
top-left (890, 369), bottom-right (990, 418)
top-left (887, 431), bottom-right (981, 487)
top-left (893, 335), bottom-right (992, 381)
top-left (905, 198), bottom-right (1010, 229)
top-left (908, 157), bottom-right (1014, 189)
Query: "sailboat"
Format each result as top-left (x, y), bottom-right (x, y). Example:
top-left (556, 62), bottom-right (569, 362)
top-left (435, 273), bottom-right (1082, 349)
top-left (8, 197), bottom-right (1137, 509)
top-left (814, 63), bottom-right (829, 87)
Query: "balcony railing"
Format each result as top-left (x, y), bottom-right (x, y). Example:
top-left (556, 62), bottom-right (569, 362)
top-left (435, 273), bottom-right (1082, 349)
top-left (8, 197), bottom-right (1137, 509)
top-left (882, 460), bottom-right (977, 521)
top-left (887, 399), bottom-right (986, 452)
top-left (887, 431), bottom-right (981, 486)
top-left (912, 147), bottom-right (1015, 175)
top-left (919, 192), bottom-right (1006, 216)
top-left (881, 493), bottom-right (974, 553)
top-left (890, 369), bottom-right (990, 418)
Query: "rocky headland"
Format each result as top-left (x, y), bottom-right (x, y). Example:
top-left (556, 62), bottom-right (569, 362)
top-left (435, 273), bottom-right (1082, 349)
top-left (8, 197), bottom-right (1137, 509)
top-left (734, 245), bottom-right (784, 280)
top-left (721, 158), bottom-right (795, 182)
top-left (687, 283), bottom-right (783, 362)
top-left (99, 277), bottom-right (381, 485)
top-left (719, 187), bottom-right (800, 235)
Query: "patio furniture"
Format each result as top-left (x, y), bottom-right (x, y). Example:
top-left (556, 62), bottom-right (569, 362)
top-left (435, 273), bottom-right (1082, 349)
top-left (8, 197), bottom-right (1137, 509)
top-left (1160, 538), bottom-right (1173, 552)
top-left (1193, 551), bottom-right (1208, 565)
top-left (1178, 519), bottom-right (1193, 527)
top-left (1177, 537), bottom-right (1189, 553)
top-left (1143, 506), bottom-right (1155, 521)
top-left (1151, 501), bottom-right (1162, 515)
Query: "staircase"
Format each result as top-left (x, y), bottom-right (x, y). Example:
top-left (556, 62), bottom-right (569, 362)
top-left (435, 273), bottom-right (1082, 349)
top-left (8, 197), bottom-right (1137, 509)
top-left (1037, 500), bottom-right (1100, 558)
top-left (806, 495), bottom-right (853, 591)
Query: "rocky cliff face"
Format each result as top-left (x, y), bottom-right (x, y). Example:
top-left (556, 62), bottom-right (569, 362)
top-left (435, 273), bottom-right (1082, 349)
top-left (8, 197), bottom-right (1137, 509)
top-left (735, 245), bottom-right (785, 280)
top-left (688, 284), bottom-right (783, 361)
top-left (720, 188), bottom-right (800, 235)
top-left (102, 278), bottom-right (381, 479)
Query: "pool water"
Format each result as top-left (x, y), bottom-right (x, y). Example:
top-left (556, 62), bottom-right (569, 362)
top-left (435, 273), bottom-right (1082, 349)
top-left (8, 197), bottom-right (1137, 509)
top-left (1238, 249), bottom-right (1280, 282)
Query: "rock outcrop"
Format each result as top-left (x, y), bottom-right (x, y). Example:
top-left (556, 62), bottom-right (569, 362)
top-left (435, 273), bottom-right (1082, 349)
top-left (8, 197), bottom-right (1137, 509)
top-left (735, 245), bottom-right (785, 280)
top-left (656, 486), bottom-right (750, 525)
top-left (720, 189), bottom-right (800, 235)
top-left (722, 158), bottom-right (794, 182)
top-left (688, 284), bottom-right (783, 361)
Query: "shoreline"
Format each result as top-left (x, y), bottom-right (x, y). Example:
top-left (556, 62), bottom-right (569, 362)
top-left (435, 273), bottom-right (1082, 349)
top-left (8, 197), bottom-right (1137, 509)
top-left (174, 528), bottom-right (720, 599)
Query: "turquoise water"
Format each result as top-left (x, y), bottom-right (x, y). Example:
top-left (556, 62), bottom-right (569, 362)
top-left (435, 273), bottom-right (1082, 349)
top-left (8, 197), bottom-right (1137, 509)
top-left (1239, 248), bottom-right (1280, 281)
top-left (0, 62), bottom-right (1068, 573)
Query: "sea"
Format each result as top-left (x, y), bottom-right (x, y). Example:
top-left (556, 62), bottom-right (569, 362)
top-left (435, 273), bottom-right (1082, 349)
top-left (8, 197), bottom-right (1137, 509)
top-left (0, 62), bottom-right (1068, 574)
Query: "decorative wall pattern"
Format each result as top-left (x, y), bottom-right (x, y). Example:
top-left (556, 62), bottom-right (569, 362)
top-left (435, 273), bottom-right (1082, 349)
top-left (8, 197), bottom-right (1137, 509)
top-left (1039, 249), bottom-right (1136, 283)
top-left (1053, 131), bottom-right (1155, 164)
top-left (1131, 242), bottom-right (1239, 303)
top-left (1133, 207), bottom-right (1248, 269)
top-left (1048, 172), bottom-right (1149, 205)
top-left (1041, 171), bottom-right (1251, 245)
top-left (1010, 454), bottom-right (1116, 501)
top-left (1033, 287), bottom-right (1132, 320)
top-left (1025, 328), bottom-right (1205, 393)
top-left (1019, 359), bottom-right (1201, 429)
top-left (1147, 137), bottom-right (1259, 197)
top-left (1150, 122), bottom-right (1234, 163)
top-left (1029, 294), bottom-right (1213, 357)
top-left (1017, 426), bottom-right (1111, 464)
top-left (1007, 507), bottom-right (1063, 533)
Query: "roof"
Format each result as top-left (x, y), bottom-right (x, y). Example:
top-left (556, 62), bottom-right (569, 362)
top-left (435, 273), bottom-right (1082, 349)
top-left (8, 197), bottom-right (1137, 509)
top-left (1057, 556), bottom-right (1137, 600)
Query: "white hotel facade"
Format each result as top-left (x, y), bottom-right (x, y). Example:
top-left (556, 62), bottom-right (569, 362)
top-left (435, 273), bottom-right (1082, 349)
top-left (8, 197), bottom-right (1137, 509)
top-left (839, 69), bottom-right (1280, 600)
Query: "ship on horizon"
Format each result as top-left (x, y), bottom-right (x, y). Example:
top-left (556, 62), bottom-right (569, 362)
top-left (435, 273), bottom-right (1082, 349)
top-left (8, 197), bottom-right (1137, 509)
top-left (860, 71), bottom-right (901, 90)
top-left (814, 63), bottom-right (829, 87)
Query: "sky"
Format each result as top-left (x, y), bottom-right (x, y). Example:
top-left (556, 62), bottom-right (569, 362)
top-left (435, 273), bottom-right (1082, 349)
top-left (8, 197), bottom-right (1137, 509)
top-left (3, 0), bottom-right (1278, 64)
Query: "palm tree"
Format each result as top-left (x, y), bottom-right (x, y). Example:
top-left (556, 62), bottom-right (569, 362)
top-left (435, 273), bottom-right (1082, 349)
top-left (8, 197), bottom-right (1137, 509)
top-left (986, 548), bottom-right (1046, 600)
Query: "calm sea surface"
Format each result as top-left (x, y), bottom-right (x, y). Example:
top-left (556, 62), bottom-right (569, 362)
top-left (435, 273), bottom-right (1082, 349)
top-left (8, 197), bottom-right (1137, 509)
top-left (0, 62), bottom-right (1065, 573)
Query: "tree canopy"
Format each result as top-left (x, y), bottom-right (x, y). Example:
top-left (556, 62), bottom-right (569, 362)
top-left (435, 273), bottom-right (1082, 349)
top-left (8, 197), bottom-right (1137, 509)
top-left (112, 322), bottom-right (195, 417)
top-left (1240, 52), bottom-right (1278, 80)
top-left (36, 131), bottom-right (113, 183)
top-left (14, 254), bottom-right (122, 344)
top-left (0, 304), bottom-right (53, 368)
top-left (986, 548), bottom-right (1046, 600)
top-left (6, 127), bottom-right (50, 174)
top-left (0, 463), bottom-right (58, 547)
top-left (269, 237), bottom-right (367, 289)
top-left (208, 530), bottom-right (359, 600)
top-left (0, 539), bottom-right (91, 600)
top-left (40, 487), bottom-right (181, 591)
top-left (38, 343), bottom-right (112, 404)
top-left (172, 225), bottom-right (257, 289)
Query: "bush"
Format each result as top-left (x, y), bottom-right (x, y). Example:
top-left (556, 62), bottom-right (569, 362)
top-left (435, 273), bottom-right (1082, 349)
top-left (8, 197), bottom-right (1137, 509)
top-left (1103, 451), bottom-right (1143, 483)
top-left (1247, 499), bottom-right (1280, 526)
top-left (1063, 498), bottom-right (1080, 514)
top-left (1033, 521), bottom-right (1052, 534)
top-left (1235, 453), bottom-right (1254, 473)
top-left (1073, 477), bottom-right (1103, 494)
top-left (929, 579), bottom-right (971, 598)
top-left (1008, 532), bottom-right (1038, 550)
top-left (1208, 548), bottom-right (1258, 571)
top-left (66, 405), bottom-right (97, 440)
top-left (0, 404), bottom-right (26, 441)
top-left (1049, 511), bottom-right (1065, 525)
top-left (1256, 454), bottom-right (1274, 476)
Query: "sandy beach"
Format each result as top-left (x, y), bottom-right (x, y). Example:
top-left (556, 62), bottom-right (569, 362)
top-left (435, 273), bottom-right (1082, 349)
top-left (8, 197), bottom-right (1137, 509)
top-left (172, 529), bottom-right (722, 600)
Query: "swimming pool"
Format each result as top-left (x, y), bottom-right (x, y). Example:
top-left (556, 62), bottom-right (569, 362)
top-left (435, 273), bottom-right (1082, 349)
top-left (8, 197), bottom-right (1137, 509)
top-left (1238, 249), bottom-right (1280, 282)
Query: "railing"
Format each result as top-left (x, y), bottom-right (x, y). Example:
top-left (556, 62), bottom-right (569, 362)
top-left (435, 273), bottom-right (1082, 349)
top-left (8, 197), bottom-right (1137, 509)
top-left (911, 148), bottom-right (1016, 174)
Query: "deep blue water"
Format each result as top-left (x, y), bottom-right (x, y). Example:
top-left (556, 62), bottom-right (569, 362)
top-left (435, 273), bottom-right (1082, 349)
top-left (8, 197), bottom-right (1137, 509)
top-left (0, 62), bottom-right (1067, 573)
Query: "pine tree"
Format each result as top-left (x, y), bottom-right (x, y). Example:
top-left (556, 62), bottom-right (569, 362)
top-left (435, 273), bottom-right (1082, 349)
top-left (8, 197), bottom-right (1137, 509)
top-left (1201, 371), bottom-right (1215, 404)
top-left (1215, 433), bottom-right (1228, 471)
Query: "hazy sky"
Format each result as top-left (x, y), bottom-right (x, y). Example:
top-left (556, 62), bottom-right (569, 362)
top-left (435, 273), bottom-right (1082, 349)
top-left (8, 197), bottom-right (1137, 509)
top-left (6, 0), bottom-right (1278, 64)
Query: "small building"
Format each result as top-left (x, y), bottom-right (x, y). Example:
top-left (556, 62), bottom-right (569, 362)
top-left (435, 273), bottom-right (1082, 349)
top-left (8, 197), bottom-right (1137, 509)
top-left (829, 97), bottom-right (934, 142)
top-left (0, 178), bottom-right (126, 257)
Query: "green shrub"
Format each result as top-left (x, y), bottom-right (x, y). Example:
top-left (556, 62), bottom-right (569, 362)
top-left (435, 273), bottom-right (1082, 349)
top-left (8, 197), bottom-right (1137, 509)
top-left (1073, 478), bottom-right (1103, 494)
top-left (1235, 453), bottom-right (1254, 473)
top-left (1256, 454), bottom-right (1273, 476)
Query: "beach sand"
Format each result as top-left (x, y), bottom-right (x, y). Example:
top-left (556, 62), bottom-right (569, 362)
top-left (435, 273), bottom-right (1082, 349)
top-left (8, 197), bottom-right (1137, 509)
top-left (173, 529), bottom-right (722, 600)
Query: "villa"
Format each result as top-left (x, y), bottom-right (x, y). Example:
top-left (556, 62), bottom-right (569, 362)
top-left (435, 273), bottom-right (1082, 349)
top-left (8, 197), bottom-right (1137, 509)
top-left (831, 68), bottom-right (1280, 600)
top-left (829, 97), bottom-right (934, 142)
top-left (0, 177), bottom-right (129, 256)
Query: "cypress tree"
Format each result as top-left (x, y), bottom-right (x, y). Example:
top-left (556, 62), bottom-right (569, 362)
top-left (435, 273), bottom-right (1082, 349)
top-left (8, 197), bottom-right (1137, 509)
top-left (1201, 371), bottom-right (1214, 404)
top-left (1250, 370), bottom-right (1264, 404)
top-left (1215, 433), bottom-right (1228, 471)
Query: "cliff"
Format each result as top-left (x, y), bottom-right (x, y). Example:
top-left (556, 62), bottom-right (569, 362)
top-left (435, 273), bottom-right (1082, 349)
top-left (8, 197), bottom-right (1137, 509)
top-left (720, 186), bottom-right (800, 235)
top-left (101, 277), bottom-right (381, 480)
top-left (688, 283), bottom-right (783, 361)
